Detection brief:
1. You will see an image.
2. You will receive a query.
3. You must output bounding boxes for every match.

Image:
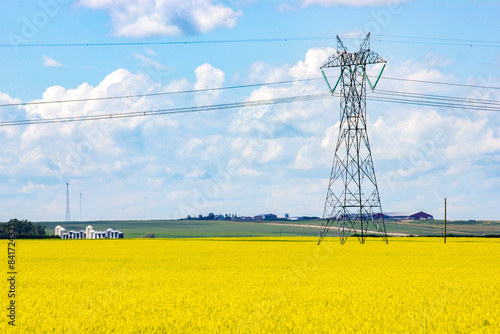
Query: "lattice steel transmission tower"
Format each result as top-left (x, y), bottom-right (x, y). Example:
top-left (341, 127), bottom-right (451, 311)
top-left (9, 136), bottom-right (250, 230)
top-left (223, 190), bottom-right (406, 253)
top-left (318, 33), bottom-right (388, 245)
top-left (65, 182), bottom-right (70, 221)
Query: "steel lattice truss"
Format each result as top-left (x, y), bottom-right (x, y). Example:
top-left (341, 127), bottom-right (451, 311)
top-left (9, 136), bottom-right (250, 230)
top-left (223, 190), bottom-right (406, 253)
top-left (318, 33), bottom-right (388, 245)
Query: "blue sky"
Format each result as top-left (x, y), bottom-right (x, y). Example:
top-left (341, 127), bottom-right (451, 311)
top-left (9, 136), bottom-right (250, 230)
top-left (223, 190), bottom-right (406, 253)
top-left (0, 0), bottom-right (499, 221)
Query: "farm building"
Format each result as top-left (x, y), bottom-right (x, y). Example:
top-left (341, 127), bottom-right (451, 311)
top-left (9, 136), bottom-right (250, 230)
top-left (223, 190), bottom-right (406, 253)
top-left (409, 211), bottom-right (434, 220)
top-left (55, 225), bottom-right (124, 239)
top-left (382, 212), bottom-right (434, 220)
top-left (253, 214), bottom-right (278, 220)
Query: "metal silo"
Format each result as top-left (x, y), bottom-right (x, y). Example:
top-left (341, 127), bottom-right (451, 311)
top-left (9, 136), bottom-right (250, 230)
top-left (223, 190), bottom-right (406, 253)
top-left (86, 225), bottom-right (94, 239)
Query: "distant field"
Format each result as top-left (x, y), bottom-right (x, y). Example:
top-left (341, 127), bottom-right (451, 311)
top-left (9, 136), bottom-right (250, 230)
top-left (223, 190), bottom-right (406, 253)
top-left (4, 237), bottom-right (499, 333)
top-left (386, 219), bottom-right (500, 236)
top-left (40, 219), bottom-right (321, 238)
top-left (39, 219), bottom-right (500, 239)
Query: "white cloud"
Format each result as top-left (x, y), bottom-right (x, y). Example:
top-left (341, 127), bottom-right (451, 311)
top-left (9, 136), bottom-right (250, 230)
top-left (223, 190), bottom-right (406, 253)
top-left (177, 138), bottom-right (203, 158)
top-left (43, 56), bottom-right (64, 67)
top-left (194, 63), bottom-right (225, 90)
top-left (134, 53), bottom-right (167, 70)
top-left (290, 47), bottom-right (335, 79)
top-left (78, 0), bottom-right (242, 37)
top-left (7, 67), bottom-right (182, 189)
top-left (231, 49), bottom-right (500, 219)
top-left (0, 93), bottom-right (25, 139)
top-left (233, 166), bottom-right (262, 177)
top-left (260, 140), bottom-right (284, 163)
top-left (186, 166), bottom-right (206, 178)
top-left (2, 47), bottom-right (500, 221)
top-left (247, 61), bottom-right (290, 83)
top-left (423, 53), bottom-right (453, 67)
top-left (194, 63), bottom-right (225, 105)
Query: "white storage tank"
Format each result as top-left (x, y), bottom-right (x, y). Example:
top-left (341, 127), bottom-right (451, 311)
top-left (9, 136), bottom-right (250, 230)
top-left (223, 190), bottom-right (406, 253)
top-left (86, 225), bottom-right (94, 239)
top-left (105, 227), bottom-right (114, 238)
top-left (55, 225), bottom-right (63, 236)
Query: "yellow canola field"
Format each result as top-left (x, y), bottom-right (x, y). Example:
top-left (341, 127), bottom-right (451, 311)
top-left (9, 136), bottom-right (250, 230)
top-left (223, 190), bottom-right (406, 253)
top-left (2, 237), bottom-right (499, 333)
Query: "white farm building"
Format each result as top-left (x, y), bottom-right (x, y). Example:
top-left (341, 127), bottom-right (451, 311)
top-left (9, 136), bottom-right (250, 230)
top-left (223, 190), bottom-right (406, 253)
top-left (55, 225), bottom-right (124, 239)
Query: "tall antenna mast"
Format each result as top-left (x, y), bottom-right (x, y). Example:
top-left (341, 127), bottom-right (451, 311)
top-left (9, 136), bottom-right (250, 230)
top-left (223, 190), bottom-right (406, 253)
top-left (65, 182), bottom-right (70, 221)
top-left (318, 33), bottom-right (388, 245)
top-left (80, 191), bottom-right (82, 221)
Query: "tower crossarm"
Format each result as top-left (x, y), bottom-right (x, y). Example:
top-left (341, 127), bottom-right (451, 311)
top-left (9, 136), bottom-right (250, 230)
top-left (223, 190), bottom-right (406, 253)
top-left (321, 34), bottom-right (387, 69)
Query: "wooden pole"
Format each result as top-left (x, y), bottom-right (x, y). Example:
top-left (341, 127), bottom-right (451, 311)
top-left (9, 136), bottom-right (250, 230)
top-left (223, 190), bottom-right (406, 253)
top-left (444, 197), bottom-right (447, 244)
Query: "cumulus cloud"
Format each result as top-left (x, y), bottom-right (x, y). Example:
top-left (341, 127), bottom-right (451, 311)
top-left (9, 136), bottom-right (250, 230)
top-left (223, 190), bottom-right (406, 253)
top-left (194, 63), bottom-right (225, 90)
top-left (423, 53), bottom-right (453, 68)
top-left (9, 67), bottom-right (182, 191)
top-left (290, 47), bottom-right (335, 79)
top-left (43, 56), bottom-right (64, 67)
top-left (193, 63), bottom-right (225, 105)
top-left (0, 93), bottom-right (26, 139)
top-left (230, 48), bottom-right (500, 219)
top-left (2, 46), bottom-right (500, 221)
top-left (78, 0), bottom-right (242, 37)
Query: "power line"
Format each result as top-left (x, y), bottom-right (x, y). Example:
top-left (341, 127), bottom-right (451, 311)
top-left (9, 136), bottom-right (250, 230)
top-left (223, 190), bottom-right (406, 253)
top-left (375, 39), bottom-right (500, 48)
top-left (367, 90), bottom-right (500, 112)
top-left (378, 76), bottom-right (500, 90)
top-left (373, 34), bottom-right (500, 45)
top-left (0, 93), bottom-right (333, 127)
top-left (2, 34), bottom-right (499, 49)
top-left (348, 34), bottom-right (500, 48)
top-left (1, 75), bottom-right (498, 109)
top-left (0, 77), bottom-right (324, 108)
top-left (373, 90), bottom-right (500, 108)
top-left (2, 87), bottom-right (499, 128)
top-left (367, 95), bottom-right (500, 112)
top-left (0, 36), bottom-right (335, 48)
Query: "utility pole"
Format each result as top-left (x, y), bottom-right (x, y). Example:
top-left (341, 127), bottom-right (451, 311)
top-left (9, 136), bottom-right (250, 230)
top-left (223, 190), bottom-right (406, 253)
top-left (318, 33), bottom-right (388, 245)
top-left (444, 197), bottom-right (447, 244)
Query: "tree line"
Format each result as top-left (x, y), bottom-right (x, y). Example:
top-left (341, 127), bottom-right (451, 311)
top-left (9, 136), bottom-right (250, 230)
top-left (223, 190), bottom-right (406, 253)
top-left (0, 219), bottom-right (57, 239)
top-left (186, 213), bottom-right (240, 220)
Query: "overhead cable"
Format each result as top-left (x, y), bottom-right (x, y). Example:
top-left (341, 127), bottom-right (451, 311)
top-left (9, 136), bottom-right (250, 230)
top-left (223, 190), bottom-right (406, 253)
top-left (2, 34), bottom-right (498, 48)
top-left (1, 75), bottom-right (498, 109)
top-left (0, 93), bottom-right (333, 127)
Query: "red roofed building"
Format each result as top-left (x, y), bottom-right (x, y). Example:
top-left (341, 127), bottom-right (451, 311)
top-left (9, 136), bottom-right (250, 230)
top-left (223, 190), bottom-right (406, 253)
top-left (409, 211), bottom-right (433, 220)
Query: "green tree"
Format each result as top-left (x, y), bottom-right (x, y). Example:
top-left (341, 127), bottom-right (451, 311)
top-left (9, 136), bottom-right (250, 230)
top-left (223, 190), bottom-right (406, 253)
top-left (0, 219), bottom-right (47, 238)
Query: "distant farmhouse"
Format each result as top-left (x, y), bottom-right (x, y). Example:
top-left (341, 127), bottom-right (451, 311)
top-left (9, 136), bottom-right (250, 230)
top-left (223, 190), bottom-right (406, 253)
top-left (254, 214), bottom-right (278, 220)
top-left (382, 211), bottom-right (434, 220)
top-left (55, 225), bottom-right (124, 239)
top-left (248, 213), bottom-right (319, 221)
